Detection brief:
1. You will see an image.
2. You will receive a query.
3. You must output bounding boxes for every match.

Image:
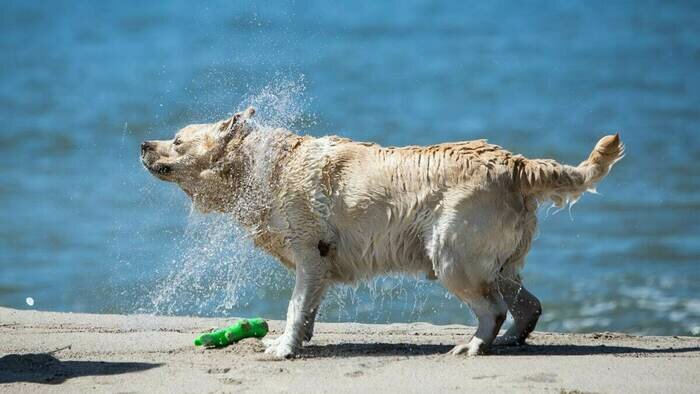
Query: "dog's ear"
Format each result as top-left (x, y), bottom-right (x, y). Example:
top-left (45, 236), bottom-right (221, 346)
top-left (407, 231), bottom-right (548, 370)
top-left (219, 106), bottom-right (256, 143)
top-left (210, 106), bottom-right (256, 163)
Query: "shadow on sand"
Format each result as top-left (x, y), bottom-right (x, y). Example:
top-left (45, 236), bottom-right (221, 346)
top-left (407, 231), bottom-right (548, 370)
top-left (0, 353), bottom-right (162, 385)
top-left (300, 342), bottom-right (700, 358)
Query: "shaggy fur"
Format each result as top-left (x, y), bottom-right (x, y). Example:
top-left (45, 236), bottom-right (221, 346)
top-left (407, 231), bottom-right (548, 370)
top-left (141, 107), bottom-right (624, 357)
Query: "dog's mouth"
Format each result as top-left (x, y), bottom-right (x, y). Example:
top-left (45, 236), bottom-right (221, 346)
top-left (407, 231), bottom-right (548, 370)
top-left (141, 156), bottom-right (173, 178)
top-left (148, 163), bottom-right (172, 175)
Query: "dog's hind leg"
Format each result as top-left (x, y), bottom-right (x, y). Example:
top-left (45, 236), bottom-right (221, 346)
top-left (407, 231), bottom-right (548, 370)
top-left (264, 250), bottom-right (327, 358)
top-left (495, 274), bottom-right (542, 346)
top-left (447, 283), bottom-right (507, 356)
top-left (440, 271), bottom-right (508, 356)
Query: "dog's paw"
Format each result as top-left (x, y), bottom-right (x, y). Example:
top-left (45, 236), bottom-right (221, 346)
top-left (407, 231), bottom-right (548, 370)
top-left (493, 334), bottom-right (525, 347)
top-left (264, 341), bottom-right (296, 359)
top-left (448, 338), bottom-right (487, 356)
top-left (263, 335), bottom-right (297, 359)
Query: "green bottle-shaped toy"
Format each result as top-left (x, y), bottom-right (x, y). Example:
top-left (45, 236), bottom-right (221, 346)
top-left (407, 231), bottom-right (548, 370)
top-left (194, 318), bottom-right (268, 348)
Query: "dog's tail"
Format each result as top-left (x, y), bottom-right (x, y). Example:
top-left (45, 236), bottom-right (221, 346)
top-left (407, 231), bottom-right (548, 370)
top-left (513, 134), bottom-right (624, 207)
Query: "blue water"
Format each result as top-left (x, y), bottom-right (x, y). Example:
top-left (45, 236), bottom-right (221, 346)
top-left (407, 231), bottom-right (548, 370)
top-left (1, 1), bottom-right (698, 336)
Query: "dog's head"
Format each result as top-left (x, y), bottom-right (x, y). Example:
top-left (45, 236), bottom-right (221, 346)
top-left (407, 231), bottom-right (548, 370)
top-left (141, 107), bottom-right (256, 210)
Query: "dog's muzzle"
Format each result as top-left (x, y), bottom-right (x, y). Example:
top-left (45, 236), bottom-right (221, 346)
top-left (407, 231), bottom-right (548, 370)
top-left (141, 141), bottom-right (172, 175)
top-left (141, 141), bottom-right (154, 155)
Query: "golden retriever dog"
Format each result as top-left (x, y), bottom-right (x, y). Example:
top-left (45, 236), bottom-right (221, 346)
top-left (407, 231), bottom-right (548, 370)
top-left (141, 107), bottom-right (623, 358)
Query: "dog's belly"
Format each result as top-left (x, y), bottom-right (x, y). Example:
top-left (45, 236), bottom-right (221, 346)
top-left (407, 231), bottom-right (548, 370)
top-left (329, 234), bottom-right (433, 283)
top-left (326, 202), bottom-right (436, 283)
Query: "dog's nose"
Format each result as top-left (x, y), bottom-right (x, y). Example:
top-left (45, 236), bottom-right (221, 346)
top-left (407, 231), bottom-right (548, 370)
top-left (141, 141), bottom-right (153, 154)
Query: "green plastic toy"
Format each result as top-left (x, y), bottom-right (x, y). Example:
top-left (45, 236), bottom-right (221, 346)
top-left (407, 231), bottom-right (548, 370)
top-left (194, 318), bottom-right (268, 348)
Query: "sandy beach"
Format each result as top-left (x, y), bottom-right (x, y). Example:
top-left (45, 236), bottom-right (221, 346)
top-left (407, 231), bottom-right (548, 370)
top-left (1, 307), bottom-right (698, 393)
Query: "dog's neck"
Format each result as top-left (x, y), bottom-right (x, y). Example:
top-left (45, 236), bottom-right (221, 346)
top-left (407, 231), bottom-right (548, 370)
top-left (191, 126), bottom-right (306, 235)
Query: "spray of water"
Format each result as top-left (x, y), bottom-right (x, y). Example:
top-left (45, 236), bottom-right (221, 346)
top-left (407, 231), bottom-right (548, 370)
top-left (142, 76), bottom-right (310, 316)
top-left (243, 75), bottom-right (313, 130)
top-left (147, 213), bottom-right (289, 316)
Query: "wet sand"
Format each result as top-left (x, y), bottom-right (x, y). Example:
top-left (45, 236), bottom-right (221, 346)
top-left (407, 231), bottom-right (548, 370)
top-left (1, 307), bottom-right (699, 393)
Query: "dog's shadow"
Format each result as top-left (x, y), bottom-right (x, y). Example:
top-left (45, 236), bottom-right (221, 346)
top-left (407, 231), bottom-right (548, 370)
top-left (0, 353), bottom-right (162, 385)
top-left (300, 342), bottom-right (700, 358)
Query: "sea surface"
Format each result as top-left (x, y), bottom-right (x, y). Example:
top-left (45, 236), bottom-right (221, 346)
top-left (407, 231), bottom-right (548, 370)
top-left (1, 1), bottom-right (699, 336)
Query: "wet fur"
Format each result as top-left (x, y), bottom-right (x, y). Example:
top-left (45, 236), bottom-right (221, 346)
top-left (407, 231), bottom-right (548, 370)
top-left (141, 108), bottom-right (624, 357)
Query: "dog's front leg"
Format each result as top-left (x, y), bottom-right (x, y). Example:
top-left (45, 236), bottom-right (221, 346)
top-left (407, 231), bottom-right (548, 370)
top-left (303, 305), bottom-right (319, 342)
top-left (265, 254), bottom-right (327, 358)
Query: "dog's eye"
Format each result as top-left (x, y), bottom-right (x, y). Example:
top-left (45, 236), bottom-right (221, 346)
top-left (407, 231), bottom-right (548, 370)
top-left (173, 138), bottom-right (183, 146)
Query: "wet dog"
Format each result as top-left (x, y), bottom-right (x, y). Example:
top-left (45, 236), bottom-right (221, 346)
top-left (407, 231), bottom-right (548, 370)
top-left (142, 107), bottom-right (623, 358)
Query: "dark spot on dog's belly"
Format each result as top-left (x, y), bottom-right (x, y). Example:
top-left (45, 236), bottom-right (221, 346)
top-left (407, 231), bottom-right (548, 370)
top-left (317, 240), bottom-right (330, 257)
